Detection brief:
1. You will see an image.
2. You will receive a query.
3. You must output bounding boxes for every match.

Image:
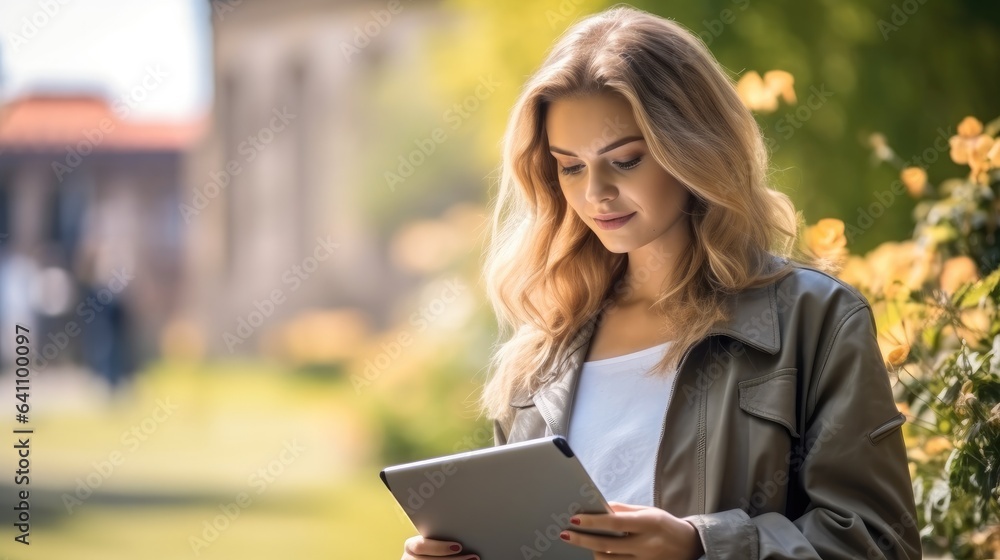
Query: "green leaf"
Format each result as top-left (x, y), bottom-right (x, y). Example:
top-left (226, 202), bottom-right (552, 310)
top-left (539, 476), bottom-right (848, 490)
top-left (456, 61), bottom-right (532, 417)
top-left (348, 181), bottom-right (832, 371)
top-left (957, 267), bottom-right (1000, 308)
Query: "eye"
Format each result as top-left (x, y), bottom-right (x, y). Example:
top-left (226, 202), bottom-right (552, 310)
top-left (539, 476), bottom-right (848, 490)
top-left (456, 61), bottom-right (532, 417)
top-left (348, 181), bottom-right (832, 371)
top-left (615, 156), bottom-right (642, 170)
top-left (559, 157), bottom-right (642, 176)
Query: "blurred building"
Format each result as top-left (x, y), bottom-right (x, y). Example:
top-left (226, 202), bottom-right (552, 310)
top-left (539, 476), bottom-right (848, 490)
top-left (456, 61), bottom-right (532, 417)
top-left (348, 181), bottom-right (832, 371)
top-left (0, 93), bottom-right (204, 377)
top-left (1, 0), bottom-right (448, 370)
top-left (183, 0), bottom-right (434, 357)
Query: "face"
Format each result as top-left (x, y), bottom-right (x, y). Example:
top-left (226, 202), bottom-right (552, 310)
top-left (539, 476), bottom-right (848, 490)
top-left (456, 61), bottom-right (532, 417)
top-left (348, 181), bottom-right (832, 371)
top-left (545, 91), bottom-right (692, 255)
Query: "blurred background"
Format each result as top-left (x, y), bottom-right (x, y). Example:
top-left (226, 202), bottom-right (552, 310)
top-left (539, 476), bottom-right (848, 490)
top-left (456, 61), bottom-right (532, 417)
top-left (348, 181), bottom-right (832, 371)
top-left (0, 0), bottom-right (997, 558)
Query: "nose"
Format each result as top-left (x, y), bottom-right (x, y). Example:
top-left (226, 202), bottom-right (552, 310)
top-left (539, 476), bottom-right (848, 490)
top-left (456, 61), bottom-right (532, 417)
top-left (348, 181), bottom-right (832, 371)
top-left (584, 164), bottom-right (617, 205)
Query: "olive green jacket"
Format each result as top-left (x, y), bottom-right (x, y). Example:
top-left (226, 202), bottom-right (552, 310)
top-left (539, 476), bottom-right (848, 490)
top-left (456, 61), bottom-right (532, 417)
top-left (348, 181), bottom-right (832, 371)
top-left (492, 262), bottom-right (921, 559)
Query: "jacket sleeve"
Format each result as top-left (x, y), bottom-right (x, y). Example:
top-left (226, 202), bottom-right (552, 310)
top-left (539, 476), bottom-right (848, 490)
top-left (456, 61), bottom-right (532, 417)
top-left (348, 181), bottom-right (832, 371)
top-left (493, 418), bottom-right (508, 447)
top-left (680, 304), bottom-right (922, 560)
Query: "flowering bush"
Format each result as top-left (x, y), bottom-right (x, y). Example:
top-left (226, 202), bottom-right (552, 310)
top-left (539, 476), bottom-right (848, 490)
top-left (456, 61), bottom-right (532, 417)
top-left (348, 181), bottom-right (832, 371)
top-left (802, 116), bottom-right (1000, 558)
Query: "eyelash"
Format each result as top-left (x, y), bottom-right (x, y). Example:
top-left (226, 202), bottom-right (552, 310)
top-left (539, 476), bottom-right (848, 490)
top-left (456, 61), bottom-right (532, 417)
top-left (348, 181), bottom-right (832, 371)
top-left (559, 157), bottom-right (642, 176)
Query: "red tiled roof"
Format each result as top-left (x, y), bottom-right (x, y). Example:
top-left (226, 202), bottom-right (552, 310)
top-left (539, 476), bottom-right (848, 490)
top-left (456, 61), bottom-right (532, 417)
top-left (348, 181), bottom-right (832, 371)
top-left (0, 94), bottom-right (206, 152)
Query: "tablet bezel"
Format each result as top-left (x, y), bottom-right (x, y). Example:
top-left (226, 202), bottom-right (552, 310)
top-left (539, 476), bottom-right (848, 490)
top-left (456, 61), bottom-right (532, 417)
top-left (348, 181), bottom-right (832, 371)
top-left (380, 434), bottom-right (628, 560)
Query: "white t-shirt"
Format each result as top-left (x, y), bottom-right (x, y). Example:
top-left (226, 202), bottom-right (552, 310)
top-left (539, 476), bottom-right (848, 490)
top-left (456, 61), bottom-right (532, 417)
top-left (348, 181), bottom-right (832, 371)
top-left (566, 341), bottom-right (676, 507)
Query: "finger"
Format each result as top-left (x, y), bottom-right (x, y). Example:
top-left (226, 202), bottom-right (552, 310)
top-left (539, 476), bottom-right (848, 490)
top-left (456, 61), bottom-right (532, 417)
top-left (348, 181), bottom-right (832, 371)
top-left (560, 528), bottom-right (634, 555)
top-left (607, 501), bottom-right (645, 511)
top-left (404, 535), bottom-right (470, 557)
top-left (573, 510), bottom-right (638, 532)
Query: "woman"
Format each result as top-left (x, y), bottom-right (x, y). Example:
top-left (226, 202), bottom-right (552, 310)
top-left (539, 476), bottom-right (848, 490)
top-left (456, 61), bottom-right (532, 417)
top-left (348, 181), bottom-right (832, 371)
top-left (401, 4), bottom-right (921, 559)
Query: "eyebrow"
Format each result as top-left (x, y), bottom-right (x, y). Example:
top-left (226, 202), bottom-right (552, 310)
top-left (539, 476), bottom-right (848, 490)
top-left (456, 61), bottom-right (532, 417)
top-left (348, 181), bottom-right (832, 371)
top-left (548, 135), bottom-right (644, 157)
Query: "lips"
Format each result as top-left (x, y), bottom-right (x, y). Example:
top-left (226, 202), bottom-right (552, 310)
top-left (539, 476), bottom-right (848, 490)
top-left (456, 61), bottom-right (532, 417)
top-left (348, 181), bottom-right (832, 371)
top-left (593, 211), bottom-right (636, 230)
top-left (592, 211), bottom-right (634, 220)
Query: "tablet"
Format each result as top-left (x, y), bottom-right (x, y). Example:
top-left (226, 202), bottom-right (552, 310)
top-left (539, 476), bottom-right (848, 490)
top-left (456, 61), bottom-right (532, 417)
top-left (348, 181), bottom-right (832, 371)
top-left (379, 434), bottom-right (627, 560)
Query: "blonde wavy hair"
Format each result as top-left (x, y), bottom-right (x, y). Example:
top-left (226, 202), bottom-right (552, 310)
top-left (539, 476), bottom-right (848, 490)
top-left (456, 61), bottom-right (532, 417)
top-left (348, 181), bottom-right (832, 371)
top-left (479, 4), bottom-right (811, 426)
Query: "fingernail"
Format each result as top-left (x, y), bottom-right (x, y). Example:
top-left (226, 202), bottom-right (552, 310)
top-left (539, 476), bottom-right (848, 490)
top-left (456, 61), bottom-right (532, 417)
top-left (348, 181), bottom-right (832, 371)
top-left (560, 531), bottom-right (570, 540)
top-left (570, 517), bottom-right (580, 525)
top-left (449, 544), bottom-right (461, 552)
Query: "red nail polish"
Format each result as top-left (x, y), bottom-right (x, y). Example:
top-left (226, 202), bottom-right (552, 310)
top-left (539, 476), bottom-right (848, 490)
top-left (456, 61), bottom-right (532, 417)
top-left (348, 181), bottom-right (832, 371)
top-left (570, 517), bottom-right (580, 525)
top-left (560, 531), bottom-right (570, 540)
top-left (449, 544), bottom-right (461, 551)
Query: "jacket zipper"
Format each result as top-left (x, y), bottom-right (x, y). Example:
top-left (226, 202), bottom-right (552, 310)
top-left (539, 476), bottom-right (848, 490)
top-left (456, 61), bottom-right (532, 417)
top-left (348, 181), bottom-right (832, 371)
top-left (652, 334), bottom-right (775, 510)
top-left (651, 342), bottom-right (697, 509)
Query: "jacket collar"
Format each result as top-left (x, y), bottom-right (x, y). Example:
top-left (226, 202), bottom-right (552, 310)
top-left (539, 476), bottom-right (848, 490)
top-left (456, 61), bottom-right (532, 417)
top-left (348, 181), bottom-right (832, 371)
top-left (521, 276), bottom-right (782, 438)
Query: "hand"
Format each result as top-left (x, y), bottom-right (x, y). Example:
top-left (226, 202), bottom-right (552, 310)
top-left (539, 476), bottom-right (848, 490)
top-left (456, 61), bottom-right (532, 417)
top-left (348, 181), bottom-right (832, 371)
top-left (559, 501), bottom-right (705, 559)
top-left (400, 535), bottom-right (479, 560)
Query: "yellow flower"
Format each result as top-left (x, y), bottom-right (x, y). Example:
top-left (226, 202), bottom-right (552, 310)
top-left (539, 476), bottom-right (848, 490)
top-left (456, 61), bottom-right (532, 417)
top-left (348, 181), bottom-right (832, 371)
top-left (969, 525), bottom-right (1000, 558)
top-left (940, 255), bottom-right (980, 294)
top-left (878, 319), bottom-right (919, 354)
top-left (923, 436), bottom-right (953, 457)
top-left (989, 402), bottom-right (1000, 427)
top-left (837, 255), bottom-right (870, 291)
top-left (736, 71), bottom-right (768, 111)
top-left (862, 240), bottom-right (934, 299)
top-left (949, 134), bottom-right (993, 166)
top-left (949, 116), bottom-right (996, 183)
top-left (736, 70), bottom-right (796, 113)
top-left (763, 70), bottom-right (797, 103)
top-left (886, 344), bottom-right (910, 368)
top-left (989, 136), bottom-right (1000, 167)
top-left (803, 218), bottom-right (847, 263)
top-left (957, 116), bottom-right (983, 137)
top-left (957, 307), bottom-right (992, 344)
top-left (900, 167), bottom-right (927, 197)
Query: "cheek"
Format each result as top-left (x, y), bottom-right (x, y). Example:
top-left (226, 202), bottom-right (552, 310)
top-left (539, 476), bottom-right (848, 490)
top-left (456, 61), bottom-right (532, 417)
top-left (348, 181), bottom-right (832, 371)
top-left (560, 184), bottom-right (585, 214)
top-left (642, 170), bottom-right (688, 208)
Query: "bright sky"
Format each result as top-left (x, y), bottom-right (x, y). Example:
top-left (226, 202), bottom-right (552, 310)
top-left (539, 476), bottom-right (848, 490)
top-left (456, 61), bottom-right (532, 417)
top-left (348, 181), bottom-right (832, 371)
top-left (0, 0), bottom-right (212, 121)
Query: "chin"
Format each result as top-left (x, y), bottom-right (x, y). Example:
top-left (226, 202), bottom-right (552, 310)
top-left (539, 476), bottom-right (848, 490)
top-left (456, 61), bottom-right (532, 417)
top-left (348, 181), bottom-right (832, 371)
top-left (593, 235), bottom-right (640, 254)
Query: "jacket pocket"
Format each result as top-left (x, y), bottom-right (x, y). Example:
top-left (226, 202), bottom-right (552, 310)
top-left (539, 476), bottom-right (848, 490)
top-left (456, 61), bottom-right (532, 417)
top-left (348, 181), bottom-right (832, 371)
top-left (738, 367), bottom-right (800, 439)
top-left (868, 411), bottom-right (905, 445)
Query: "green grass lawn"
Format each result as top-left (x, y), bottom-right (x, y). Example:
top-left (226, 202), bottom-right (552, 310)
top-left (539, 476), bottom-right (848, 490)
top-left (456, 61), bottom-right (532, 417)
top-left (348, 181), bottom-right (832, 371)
top-left (0, 474), bottom-right (419, 559)
top-left (0, 360), bottom-right (423, 560)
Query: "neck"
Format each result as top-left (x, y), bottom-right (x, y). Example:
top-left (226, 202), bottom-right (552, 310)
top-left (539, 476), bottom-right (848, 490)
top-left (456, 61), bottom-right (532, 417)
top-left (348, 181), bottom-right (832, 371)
top-left (616, 219), bottom-right (691, 309)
